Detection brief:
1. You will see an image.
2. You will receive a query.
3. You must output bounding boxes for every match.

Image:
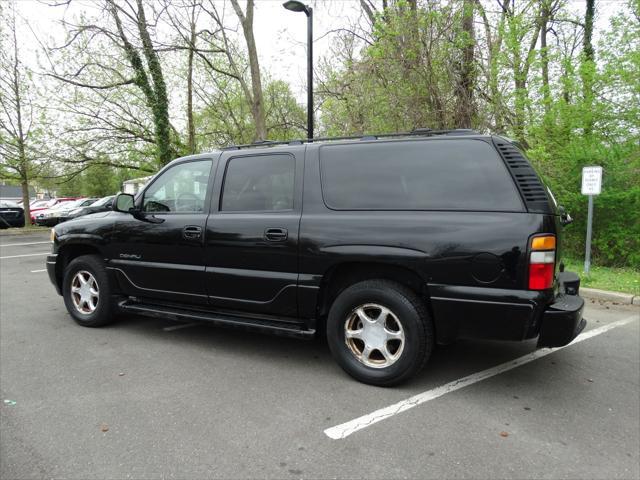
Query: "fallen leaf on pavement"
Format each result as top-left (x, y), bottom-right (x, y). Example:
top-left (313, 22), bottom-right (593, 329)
top-left (500, 431), bottom-right (509, 438)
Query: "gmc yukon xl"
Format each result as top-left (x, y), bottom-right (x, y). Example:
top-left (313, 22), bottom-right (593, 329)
top-left (47, 130), bottom-right (585, 386)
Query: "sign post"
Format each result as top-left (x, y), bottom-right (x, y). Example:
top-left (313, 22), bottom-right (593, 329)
top-left (581, 166), bottom-right (603, 273)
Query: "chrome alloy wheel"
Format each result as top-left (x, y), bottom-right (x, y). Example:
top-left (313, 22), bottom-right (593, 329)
top-left (70, 270), bottom-right (99, 315)
top-left (344, 303), bottom-right (405, 368)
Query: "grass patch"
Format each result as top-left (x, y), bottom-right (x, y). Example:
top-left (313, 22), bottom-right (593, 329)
top-left (0, 225), bottom-right (50, 236)
top-left (563, 257), bottom-right (640, 296)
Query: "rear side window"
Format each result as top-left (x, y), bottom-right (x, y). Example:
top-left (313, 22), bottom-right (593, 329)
top-left (221, 154), bottom-right (295, 212)
top-left (320, 139), bottom-right (524, 211)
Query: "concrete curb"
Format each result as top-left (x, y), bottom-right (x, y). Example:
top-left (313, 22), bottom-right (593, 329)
top-left (581, 287), bottom-right (640, 306)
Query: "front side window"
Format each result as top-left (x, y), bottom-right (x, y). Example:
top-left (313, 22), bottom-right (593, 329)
top-left (143, 160), bottom-right (212, 213)
top-left (221, 154), bottom-right (295, 212)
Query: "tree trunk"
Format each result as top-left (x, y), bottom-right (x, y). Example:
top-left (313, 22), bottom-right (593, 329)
top-left (508, 6), bottom-right (541, 145)
top-left (21, 179), bottom-right (31, 226)
top-left (231, 0), bottom-right (267, 141)
top-left (514, 76), bottom-right (527, 143)
top-left (455, 0), bottom-right (475, 128)
top-left (186, 10), bottom-right (196, 154)
top-left (540, 2), bottom-right (551, 119)
top-left (10, 10), bottom-right (31, 225)
top-left (582, 0), bottom-right (595, 135)
top-left (477, 0), bottom-right (506, 132)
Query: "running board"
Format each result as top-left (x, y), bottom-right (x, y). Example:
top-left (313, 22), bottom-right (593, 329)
top-left (118, 299), bottom-right (315, 339)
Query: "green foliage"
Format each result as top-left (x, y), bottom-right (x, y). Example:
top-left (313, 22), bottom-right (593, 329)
top-left (526, 3), bottom-right (640, 269)
top-left (563, 257), bottom-right (640, 295)
top-left (195, 78), bottom-right (305, 148)
top-left (319, 0), bottom-right (640, 269)
top-left (529, 138), bottom-right (640, 268)
top-left (320, 1), bottom-right (464, 134)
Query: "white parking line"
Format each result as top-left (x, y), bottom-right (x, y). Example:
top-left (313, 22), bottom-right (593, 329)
top-left (30, 269), bottom-right (47, 273)
top-left (0, 252), bottom-right (49, 260)
top-left (163, 322), bottom-right (200, 332)
top-left (324, 314), bottom-right (639, 440)
top-left (0, 241), bottom-right (51, 248)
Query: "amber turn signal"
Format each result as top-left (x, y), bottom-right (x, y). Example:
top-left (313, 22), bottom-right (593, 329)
top-left (531, 235), bottom-right (556, 251)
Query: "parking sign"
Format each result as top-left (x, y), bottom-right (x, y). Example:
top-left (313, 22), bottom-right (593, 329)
top-left (581, 166), bottom-right (602, 195)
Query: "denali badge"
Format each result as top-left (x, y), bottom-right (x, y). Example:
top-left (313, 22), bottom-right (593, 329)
top-left (119, 253), bottom-right (141, 260)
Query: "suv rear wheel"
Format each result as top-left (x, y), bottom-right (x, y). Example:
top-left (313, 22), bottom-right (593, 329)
top-left (326, 279), bottom-right (433, 386)
top-left (63, 254), bottom-right (115, 327)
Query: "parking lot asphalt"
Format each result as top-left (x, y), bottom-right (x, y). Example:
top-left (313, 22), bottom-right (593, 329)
top-left (1, 232), bottom-right (639, 480)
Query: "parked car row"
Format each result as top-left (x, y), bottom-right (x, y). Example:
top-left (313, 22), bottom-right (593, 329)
top-left (34, 196), bottom-right (115, 226)
top-left (34, 198), bottom-right (97, 226)
top-left (0, 195), bottom-right (115, 229)
top-left (29, 197), bottom-right (79, 224)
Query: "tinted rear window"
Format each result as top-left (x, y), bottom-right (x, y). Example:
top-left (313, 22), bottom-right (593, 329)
top-left (320, 139), bottom-right (524, 211)
top-left (221, 154), bottom-right (295, 212)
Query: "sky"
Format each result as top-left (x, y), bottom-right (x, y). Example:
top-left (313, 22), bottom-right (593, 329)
top-left (14, 0), bottom-right (367, 102)
top-left (14, 0), bottom-right (629, 103)
top-left (8, 0), bottom-right (626, 124)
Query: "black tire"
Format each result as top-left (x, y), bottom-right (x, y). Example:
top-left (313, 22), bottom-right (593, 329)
top-left (62, 254), bottom-right (115, 327)
top-left (326, 279), bottom-right (434, 387)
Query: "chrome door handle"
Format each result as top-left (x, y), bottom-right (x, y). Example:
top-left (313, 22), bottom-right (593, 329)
top-left (183, 225), bottom-right (202, 240)
top-left (264, 228), bottom-right (288, 242)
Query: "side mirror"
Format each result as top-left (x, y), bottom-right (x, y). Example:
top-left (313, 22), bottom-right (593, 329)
top-left (113, 192), bottom-right (164, 224)
top-left (113, 193), bottom-right (135, 213)
top-left (559, 206), bottom-right (573, 226)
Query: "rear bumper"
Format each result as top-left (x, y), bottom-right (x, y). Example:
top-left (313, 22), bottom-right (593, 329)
top-left (0, 215), bottom-right (25, 228)
top-left (36, 218), bottom-right (59, 227)
top-left (429, 274), bottom-right (585, 346)
top-left (46, 254), bottom-right (61, 295)
top-left (537, 294), bottom-right (586, 347)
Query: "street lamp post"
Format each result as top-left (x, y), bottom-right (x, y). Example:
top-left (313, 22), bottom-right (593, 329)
top-left (282, 1), bottom-right (313, 141)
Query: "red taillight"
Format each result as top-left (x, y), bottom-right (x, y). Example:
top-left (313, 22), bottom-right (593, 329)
top-left (529, 235), bottom-right (556, 290)
top-left (529, 263), bottom-right (554, 290)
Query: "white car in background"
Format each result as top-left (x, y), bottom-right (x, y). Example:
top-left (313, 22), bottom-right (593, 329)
top-left (35, 198), bottom-right (96, 226)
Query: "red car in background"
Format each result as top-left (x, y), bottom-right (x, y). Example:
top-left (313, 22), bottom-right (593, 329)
top-left (29, 198), bottom-right (79, 224)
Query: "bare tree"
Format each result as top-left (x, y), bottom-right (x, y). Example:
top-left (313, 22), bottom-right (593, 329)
top-left (193, 0), bottom-right (266, 141)
top-left (454, 0), bottom-right (476, 128)
top-left (230, 0), bottom-right (266, 141)
top-left (162, 0), bottom-right (213, 154)
top-left (186, 4), bottom-right (198, 152)
top-left (582, 0), bottom-right (595, 134)
top-left (0, 2), bottom-right (37, 222)
top-left (503, 0), bottom-right (542, 143)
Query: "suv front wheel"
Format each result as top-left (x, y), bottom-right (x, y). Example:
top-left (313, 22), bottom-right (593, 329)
top-left (63, 254), bottom-right (115, 327)
top-left (326, 280), bottom-right (433, 386)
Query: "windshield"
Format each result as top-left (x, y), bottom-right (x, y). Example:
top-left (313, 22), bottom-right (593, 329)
top-left (90, 196), bottom-right (113, 207)
top-left (50, 200), bottom-right (79, 210)
top-left (63, 199), bottom-right (86, 209)
top-left (30, 200), bottom-right (49, 209)
top-left (0, 201), bottom-right (20, 208)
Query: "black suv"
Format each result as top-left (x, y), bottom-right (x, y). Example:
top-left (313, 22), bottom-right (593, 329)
top-left (47, 131), bottom-right (585, 386)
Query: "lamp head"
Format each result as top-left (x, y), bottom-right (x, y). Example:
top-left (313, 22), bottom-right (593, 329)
top-left (283, 0), bottom-right (309, 15)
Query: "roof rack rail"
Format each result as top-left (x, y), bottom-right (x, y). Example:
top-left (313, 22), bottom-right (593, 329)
top-left (222, 139), bottom-right (292, 151)
top-left (221, 128), bottom-right (479, 150)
